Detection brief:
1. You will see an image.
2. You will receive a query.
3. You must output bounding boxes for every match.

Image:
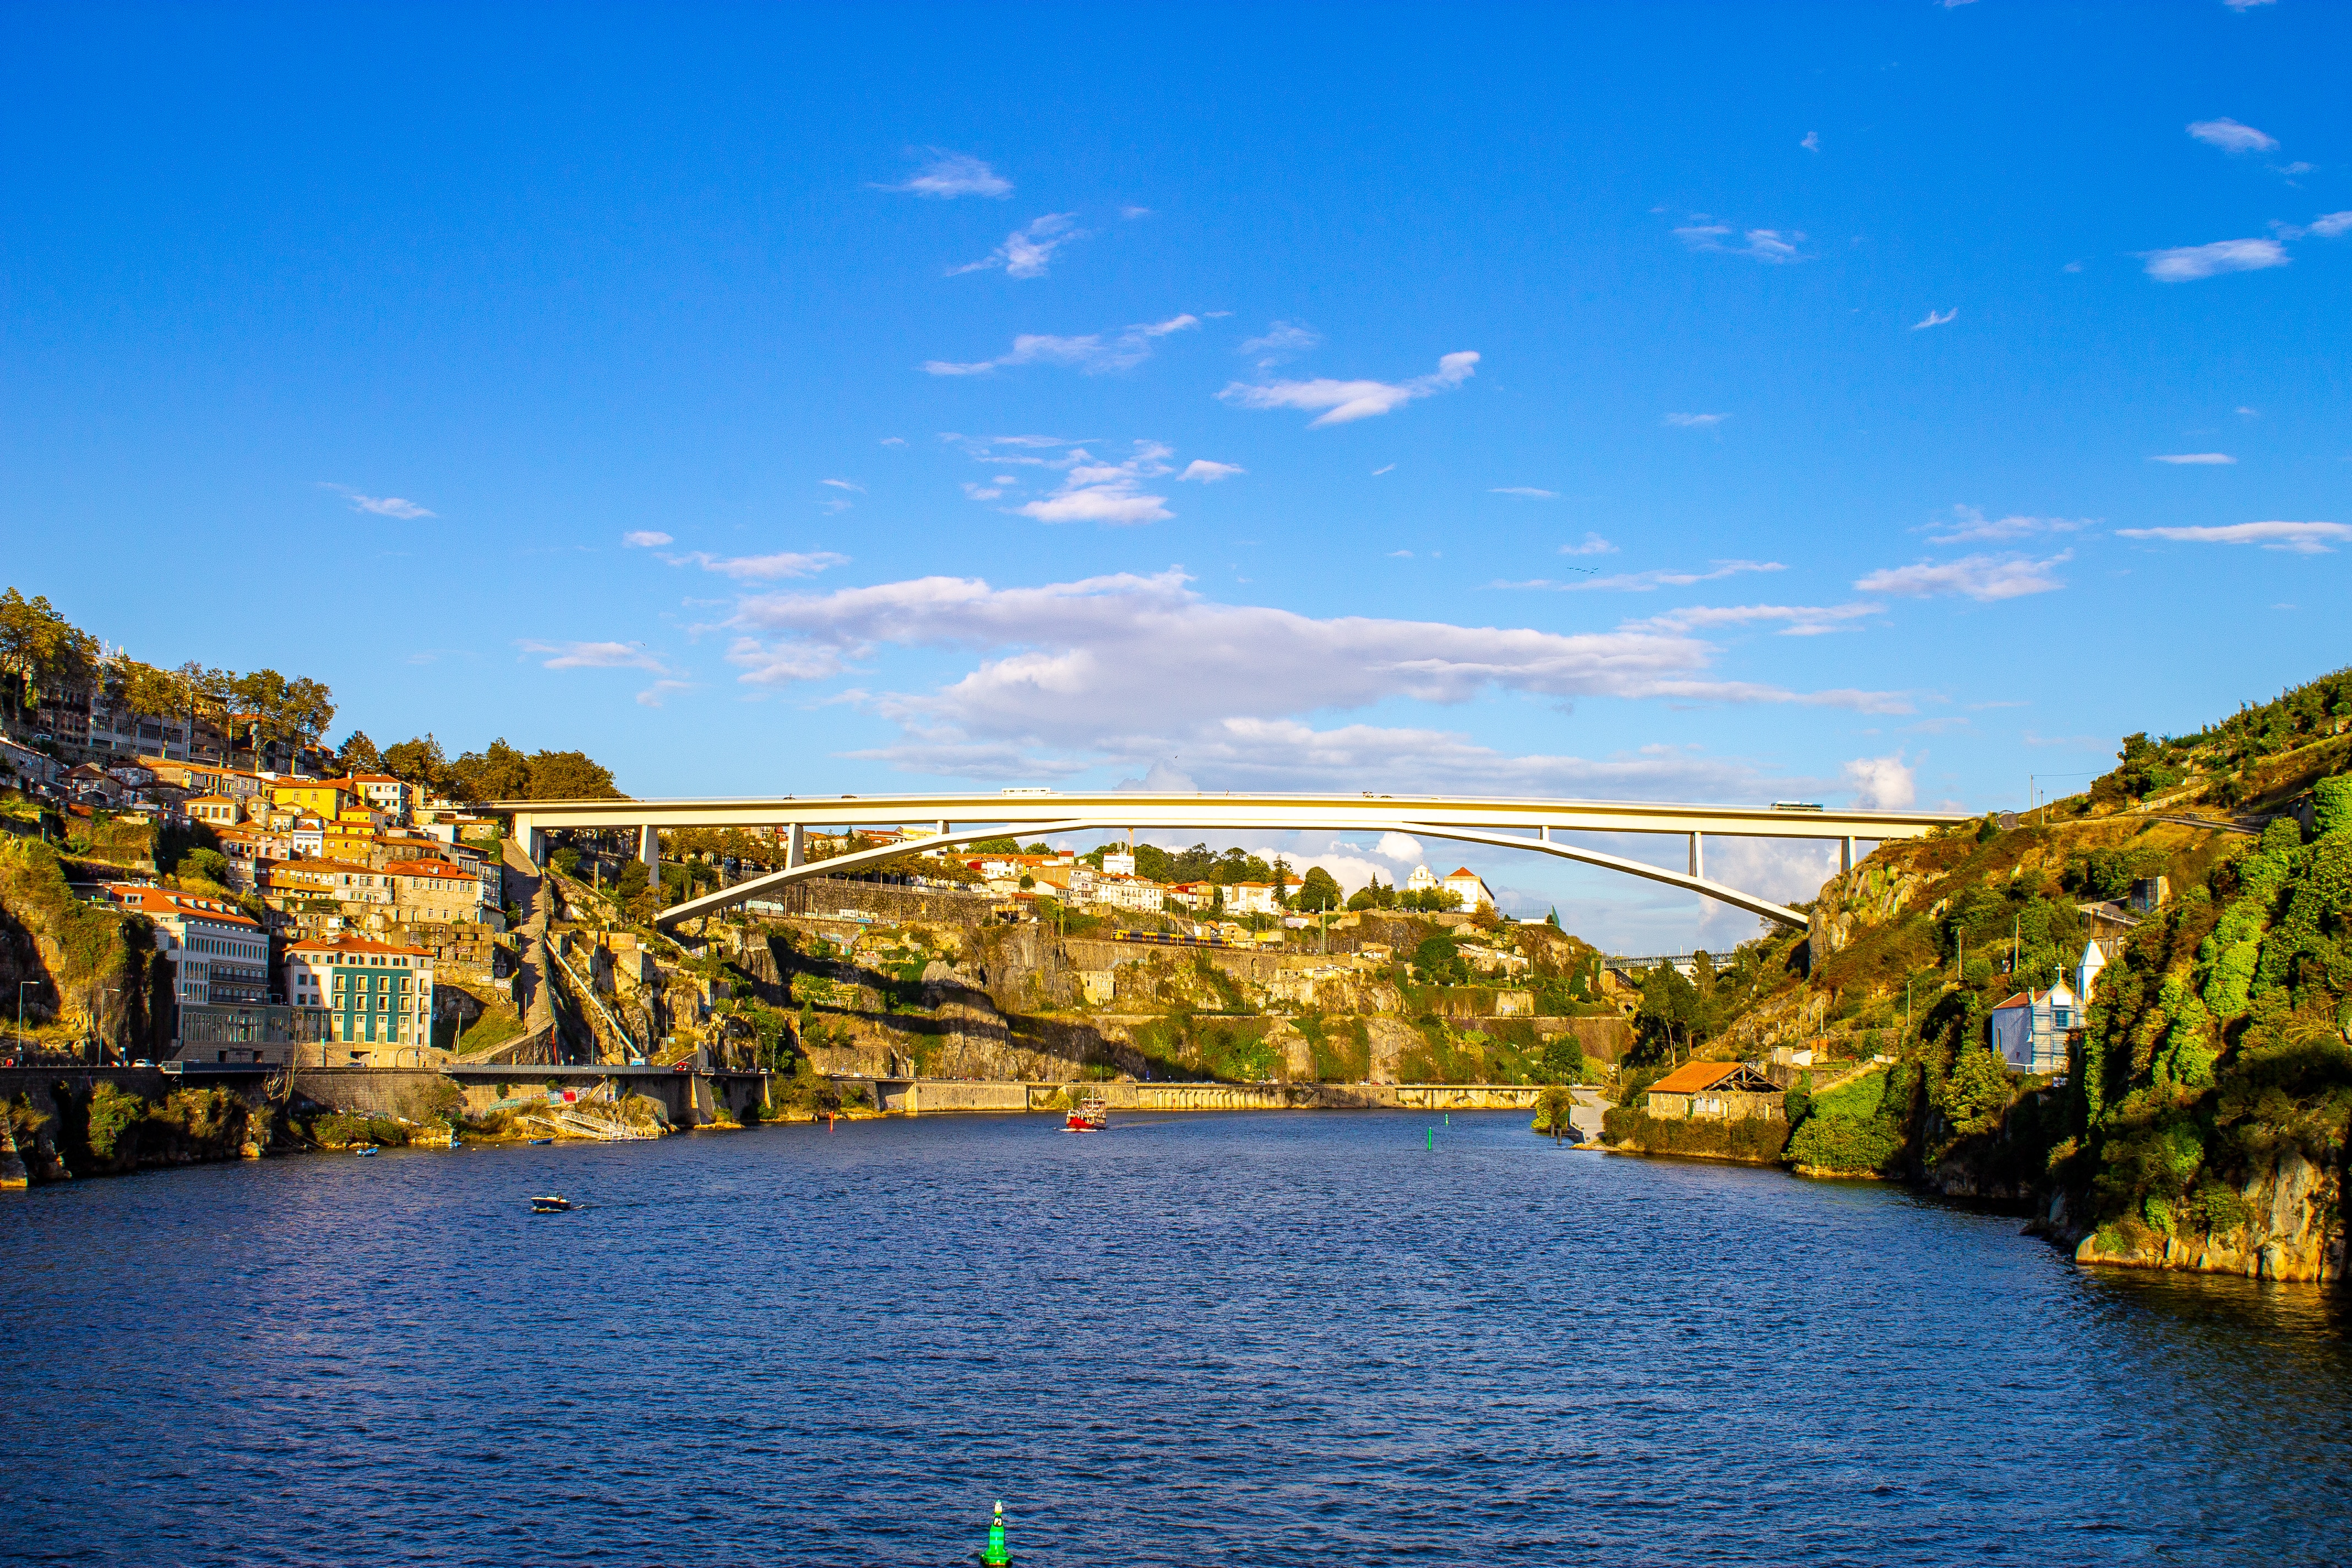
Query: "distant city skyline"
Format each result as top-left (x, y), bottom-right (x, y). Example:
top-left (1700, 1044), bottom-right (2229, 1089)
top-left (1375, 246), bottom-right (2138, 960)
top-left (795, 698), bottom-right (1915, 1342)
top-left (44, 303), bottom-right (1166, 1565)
top-left (3, 2), bottom-right (2345, 949)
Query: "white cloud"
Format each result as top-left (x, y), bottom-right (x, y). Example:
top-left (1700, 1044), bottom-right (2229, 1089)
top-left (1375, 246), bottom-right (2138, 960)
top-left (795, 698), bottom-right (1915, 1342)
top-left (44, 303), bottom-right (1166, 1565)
top-left (1120, 205), bottom-right (1152, 220)
top-left (1502, 560), bottom-right (1785, 593)
top-left (2310, 211), bottom-right (2352, 238)
top-left (1674, 224), bottom-right (1805, 263)
top-left (1925, 505), bottom-right (2095, 543)
top-left (1630, 602), bottom-right (1883, 638)
top-left (635, 679), bottom-right (693, 708)
top-left (322, 483), bottom-right (434, 519)
top-left (1854, 552), bottom-right (2069, 601)
top-left (1003, 440), bottom-right (1180, 526)
top-left (2236, 406), bottom-right (2260, 416)
top-left (924, 314), bottom-right (1198, 376)
top-left (622, 530), bottom-right (673, 548)
top-left (1801, 132), bottom-right (1820, 152)
top-left (1112, 760), bottom-right (1196, 792)
top-left (1663, 412), bottom-right (1727, 428)
top-left (1219, 351), bottom-right (1478, 427)
top-left (718, 569), bottom-right (1912, 758)
top-left (2220, 0), bottom-right (2274, 9)
top-left (1178, 460), bottom-right (1245, 483)
top-left (1560, 533), bottom-right (1618, 556)
top-left (668, 549), bottom-right (851, 581)
top-left (518, 640), bottom-right (667, 672)
top-left (2116, 520), bottom-right (2352, 554)
top-left (2149, 452), bottom-right (2236, 465)
top-left (1239, 321), bottom-right (1321, 368)
top-left (1490, 486), bottom-right (1557, 498)
top-left (879, 150), bottom-right (1012, 199)
top-left (2141, 238), bottom-right (2288, 281)
top-left (1911, 307), bottom-right (1958, 330)
top-left (822, 478), bottom-right (864, 492)
top-left (1842, 752), bottom-right (1917, 809)
top-left (2188, 117), bottom-right (2278, 154)
top-left (1371, 463), bottom-right (1396, 476)
top-left (951, 213), bottom-right (1084, 279)
top-left (1374, 832), bottom-right (1425, 864)
top-left (880, 436), bottom-right (908, 446)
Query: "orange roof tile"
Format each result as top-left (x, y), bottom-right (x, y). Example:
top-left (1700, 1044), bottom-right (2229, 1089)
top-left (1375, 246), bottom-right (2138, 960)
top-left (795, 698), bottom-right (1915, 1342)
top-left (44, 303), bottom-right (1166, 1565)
top-left (107, 884), bottom-right (263, 929)
top-left (1649, 1060), bottom-right (1749, 1095)
top-left (286, 934), bottom-right (431, 957)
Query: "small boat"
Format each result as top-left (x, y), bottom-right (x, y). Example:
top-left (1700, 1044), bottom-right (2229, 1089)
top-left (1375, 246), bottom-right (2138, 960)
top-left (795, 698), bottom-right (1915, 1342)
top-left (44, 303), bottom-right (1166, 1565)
top-left (530, 1194), bottom-right (575, 1213)
top-left (528, 1138), bottom-right (553, 1146)
top-left (352, 1145), bottom-right (379, 1157)
top-left (1064, 1091), bottom-right (1107, 1133)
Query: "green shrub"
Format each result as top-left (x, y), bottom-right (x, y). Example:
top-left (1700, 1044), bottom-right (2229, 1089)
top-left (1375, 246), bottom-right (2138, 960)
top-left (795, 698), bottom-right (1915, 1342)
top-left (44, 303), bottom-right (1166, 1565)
top-left (1787, 1114), bottom-right (1902, 1174)
top-left (1601, 1107), bottom-right (1788, 1163)
top-left (85, 1082), bottom-right (149, 1162)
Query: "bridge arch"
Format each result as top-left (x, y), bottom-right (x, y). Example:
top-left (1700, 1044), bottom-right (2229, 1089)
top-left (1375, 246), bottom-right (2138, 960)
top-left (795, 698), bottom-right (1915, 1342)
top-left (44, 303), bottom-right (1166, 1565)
top-left (491, 791), bottom-right (1968, 932)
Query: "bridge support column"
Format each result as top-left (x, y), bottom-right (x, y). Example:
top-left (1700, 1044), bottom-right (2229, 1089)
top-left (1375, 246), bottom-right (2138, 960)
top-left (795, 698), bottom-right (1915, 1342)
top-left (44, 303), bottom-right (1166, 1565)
top-left (787, 823), bottom-right (805, 869)
top-left (514, 814), bottom-right (545, 866)
top-left (1689, 831), bottom-right (1704, 880)
top-left (638, 824), bottom-right (660, 884)
top-left (1841, 836), bottom-right (1855, 874)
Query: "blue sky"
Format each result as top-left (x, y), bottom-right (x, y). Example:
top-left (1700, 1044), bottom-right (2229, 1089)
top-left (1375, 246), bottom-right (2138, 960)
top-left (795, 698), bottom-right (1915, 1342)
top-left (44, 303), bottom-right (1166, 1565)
top-left (3, 2), bottom-right (2345, 950)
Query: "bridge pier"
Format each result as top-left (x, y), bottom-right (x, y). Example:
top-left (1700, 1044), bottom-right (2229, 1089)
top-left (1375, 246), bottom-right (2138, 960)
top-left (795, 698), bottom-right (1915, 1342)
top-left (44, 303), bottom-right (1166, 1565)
top-left (787, 824), bottom-right (805, 869)
top-left (1689, 831), bottom-right (1704, 880)
top-left (1841, 836), bottom-right (1855, 874)
top-left (638, 824), bottom-right (660, 884)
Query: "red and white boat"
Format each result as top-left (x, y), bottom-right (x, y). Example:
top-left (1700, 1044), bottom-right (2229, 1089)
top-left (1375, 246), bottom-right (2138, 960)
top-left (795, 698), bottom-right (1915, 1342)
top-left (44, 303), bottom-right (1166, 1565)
top-left (1064, 1090), bottom-right (1107, 1132)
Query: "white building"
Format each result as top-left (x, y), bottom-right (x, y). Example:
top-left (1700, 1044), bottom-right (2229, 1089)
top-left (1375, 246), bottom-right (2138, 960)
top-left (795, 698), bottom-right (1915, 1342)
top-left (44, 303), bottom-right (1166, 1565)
top-left (1101, 849), bottom-right (1137, 878)
top-left (1090, 874), bottom-right (1166, 913)
top-left (1226, 881), bottom-right (1280, 916)
top-left (1989, 981), bottom-right (2077, 1075)
top-left (1406, 864), bottom-right (1439, 892)
top-left (1442, 866), bottom-right (1495, 912)
top-left (284, 934), bottom-right (437, 1058)
top-left (2076, 940), bottom-right (2107, 999)
top-left (110, 884), bottom-right (273, 1006)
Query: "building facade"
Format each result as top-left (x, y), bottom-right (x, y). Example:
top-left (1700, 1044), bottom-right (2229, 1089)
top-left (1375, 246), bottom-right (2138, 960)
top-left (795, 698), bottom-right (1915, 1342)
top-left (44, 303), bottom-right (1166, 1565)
top-left (284, 934), bottom-right (437, 1055)
top-left (1989, 983), bottom-right (2077, 1075)
top-left (108, 885), bottom-right (273, 1006)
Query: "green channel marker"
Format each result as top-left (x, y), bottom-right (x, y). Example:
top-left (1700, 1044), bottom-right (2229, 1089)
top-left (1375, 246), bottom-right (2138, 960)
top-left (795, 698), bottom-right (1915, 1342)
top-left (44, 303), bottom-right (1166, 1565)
top-left (982, 1499), bottom-right (1009, 1565)
top-left (1425, 1127), bottom-right (1433, 1151)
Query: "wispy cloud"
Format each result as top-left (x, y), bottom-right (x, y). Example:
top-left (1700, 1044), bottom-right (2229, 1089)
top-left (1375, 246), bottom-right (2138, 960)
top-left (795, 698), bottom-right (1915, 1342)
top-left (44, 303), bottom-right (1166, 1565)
top-left (1854, 552), bottom-right (2069, 601)
top-left (1371, 464), bottom-right (1396, 476)
top-left (1629, 602), bottom-right (1883, 638)
top-left (635, 679), bottom-right (693, 708)
top-left (1499, 560), bottom-right (1784, 593)
top-left (1560, 533), bottom-right (1618, 556)
top-left (950, 213), bottom-right (1084, 279)
top-left (1925, 506), bottom-right (2094, 544)
top-left (1003, 440), bottom-right (1181, 526)
top-left (2141, 237), bottom-right (2288, 281)
top-left (1219, 351), bottom-right (1478, 427)
top-left (1490, 486), bottom-right (1556, 499)
top-left (517, 639), bottom-right (667, 672)
top-left (666, 550), bottom-right (851, 581)
top-left (1178, 460), bottom-right (1245, 483)
top-left (2188, 117), bottom-right (2278, 154)
top-left (1911, 307), bottom-right (1958, 330)
top-left (1238, 320), bottom-right (1320, 369)
top-left (2117, 520), bottom-right (2351, 554)
top-left (1674, 222), bottom-right (1805, 263)
top-left (1663, 412), bottom-right (1727, 428)
top-left (2312, 212), bottom-right (2352, 238)
top-left (1801, 132), bottom-right (1820, 152)
top-left (716, 568), bottom-right (1913, 766)
top-left (821, 479), bottom-right (864, 492)
top-left (2221, 0), bottom-right (2275, 11)
top-left (924, 314), bottom-right (1198, 375)
top-left (622, 530), bottom-right (673, 548)
top-left (321, 483), bottom-right (434, 519)
top-left (2150, 452), bottom-right (2236, 465)
top-left (876, 150), bottom-right (1011, 199)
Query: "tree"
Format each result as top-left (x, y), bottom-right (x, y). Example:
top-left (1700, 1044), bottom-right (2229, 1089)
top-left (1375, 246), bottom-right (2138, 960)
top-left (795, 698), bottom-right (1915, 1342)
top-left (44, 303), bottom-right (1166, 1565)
top-left (1413, 934), bottom-right (1467, 985)
top-left (1537, 1083), bottom-right (1576, 1145)
top-left (450, 739), bottom-right (533, 801)
top-left (383, 734), bottom-right (453, 794)
top-left (0, 587), bottom-right (100, 715)
top-left (1297, 866), bottom-right (1343, 911)
top-left (523, 749), bottom-right (623, 799)
top-left (336, 731), bottom-right (384, 775)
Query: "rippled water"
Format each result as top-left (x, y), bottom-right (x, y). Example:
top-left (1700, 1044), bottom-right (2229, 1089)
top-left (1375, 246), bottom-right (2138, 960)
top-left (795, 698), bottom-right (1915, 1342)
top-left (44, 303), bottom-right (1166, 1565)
top-left (3, 1112), bottom-right (2348, 1566)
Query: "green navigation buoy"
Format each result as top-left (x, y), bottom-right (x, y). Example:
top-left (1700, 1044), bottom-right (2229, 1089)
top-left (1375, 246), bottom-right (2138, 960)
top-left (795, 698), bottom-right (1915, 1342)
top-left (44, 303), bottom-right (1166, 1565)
top-left (1425, 1126), bottom-right (1433, 1151)
top-left (981, 1499), bottom-right (1010, 1565)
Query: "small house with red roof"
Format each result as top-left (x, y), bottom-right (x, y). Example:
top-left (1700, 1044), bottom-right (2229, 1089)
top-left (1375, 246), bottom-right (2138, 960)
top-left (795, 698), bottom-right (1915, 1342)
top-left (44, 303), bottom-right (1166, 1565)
top-left (1644, 1059), bottom-right (1785, 1121)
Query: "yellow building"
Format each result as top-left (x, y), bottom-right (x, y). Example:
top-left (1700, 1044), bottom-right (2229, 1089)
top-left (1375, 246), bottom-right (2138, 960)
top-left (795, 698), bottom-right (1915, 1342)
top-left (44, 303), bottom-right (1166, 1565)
top-left (271, 782), bottom-right (353, 818)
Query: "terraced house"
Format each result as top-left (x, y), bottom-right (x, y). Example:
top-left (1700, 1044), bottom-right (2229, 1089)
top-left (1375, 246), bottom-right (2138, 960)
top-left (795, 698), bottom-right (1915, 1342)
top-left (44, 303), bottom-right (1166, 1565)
top-left (284, 934), bottom-right (436, 1058)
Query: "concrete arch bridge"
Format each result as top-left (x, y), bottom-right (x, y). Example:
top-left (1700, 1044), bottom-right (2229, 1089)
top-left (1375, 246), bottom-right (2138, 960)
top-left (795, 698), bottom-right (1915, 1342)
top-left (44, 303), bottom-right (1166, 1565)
top-left (495, 791), bottom-right (1969, 930)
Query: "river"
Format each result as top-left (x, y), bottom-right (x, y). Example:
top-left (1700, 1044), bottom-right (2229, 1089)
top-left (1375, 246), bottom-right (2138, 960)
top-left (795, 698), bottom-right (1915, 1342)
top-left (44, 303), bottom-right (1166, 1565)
top-left (2, 1111), bottom-right (2346, 1566)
